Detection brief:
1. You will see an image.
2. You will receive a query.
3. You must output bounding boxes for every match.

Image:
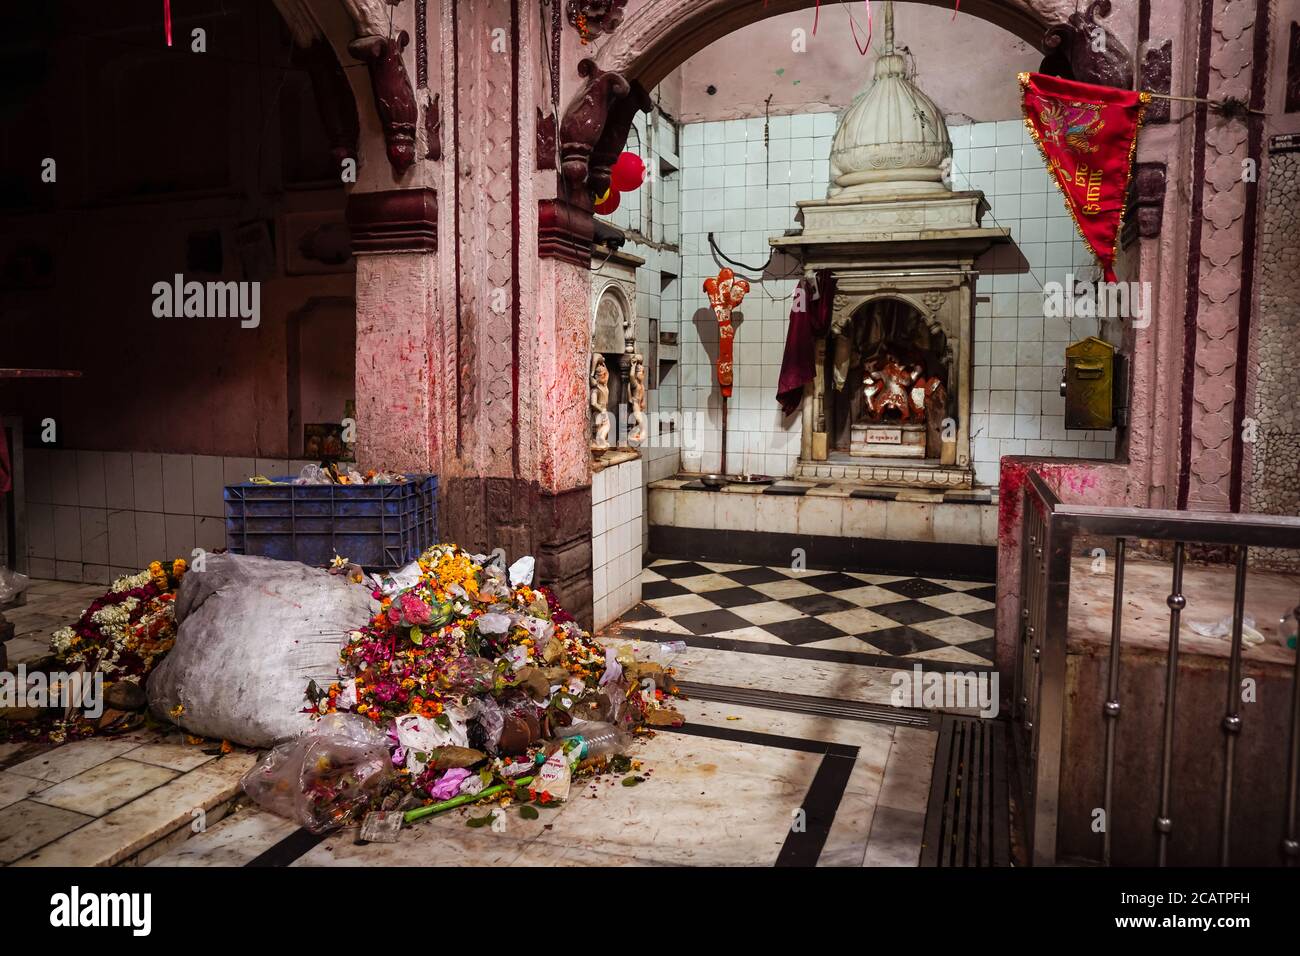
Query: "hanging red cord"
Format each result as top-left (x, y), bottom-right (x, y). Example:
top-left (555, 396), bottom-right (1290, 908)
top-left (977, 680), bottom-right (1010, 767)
top-left (953, 0), bottom-right (960, 20)
top-left (164, 0), bottom-right (173, 46)
top-left (847, 1), bottom-right (872, 55)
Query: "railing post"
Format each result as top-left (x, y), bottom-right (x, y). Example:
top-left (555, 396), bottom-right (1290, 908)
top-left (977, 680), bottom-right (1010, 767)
top-left (1031, 508), bottom-right (1073, 866)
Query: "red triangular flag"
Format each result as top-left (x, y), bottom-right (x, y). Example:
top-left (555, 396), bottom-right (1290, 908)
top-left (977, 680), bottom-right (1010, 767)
top-left (1019, 72), bottom-right (1149, 282)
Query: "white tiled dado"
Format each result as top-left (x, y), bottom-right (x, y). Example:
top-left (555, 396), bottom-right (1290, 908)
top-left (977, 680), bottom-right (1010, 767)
top-left (22, 448), bottom-right (317, 584)
top-left (592, 457), bottom-right (644, 630)
top-left (648, 484), bottom-right (998, 548)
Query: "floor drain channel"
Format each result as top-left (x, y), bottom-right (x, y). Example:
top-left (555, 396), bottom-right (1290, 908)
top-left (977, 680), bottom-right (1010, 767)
top-left (676, 680), bottom-right (934, 728)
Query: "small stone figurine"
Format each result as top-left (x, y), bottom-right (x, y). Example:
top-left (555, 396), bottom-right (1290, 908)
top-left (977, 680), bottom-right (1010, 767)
top-left (627, 352), bottom-right (647, 444)
top-left (590, 354), bottom-right (611, 449)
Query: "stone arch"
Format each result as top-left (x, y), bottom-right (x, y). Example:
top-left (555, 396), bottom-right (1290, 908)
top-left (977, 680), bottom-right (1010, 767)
top-left (839, 292), bottom-right (954, 379)
top-left (591, 280), bottom-right (635, 354)
top-left (596, 0), bottom-right (1061, 90)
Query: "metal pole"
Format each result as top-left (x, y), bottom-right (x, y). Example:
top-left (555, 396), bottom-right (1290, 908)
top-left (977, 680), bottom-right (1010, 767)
top-left (1283, 596), bottom-right (1300, 866)
top-left (1219, 545), bottom-right (1248, 866)
top-left (1102, 537), bottom-right (1126, 866)
top-left (720, 394), bottom-right (729, 477)
top-left (1155, 541), bottom-right (1186, 866)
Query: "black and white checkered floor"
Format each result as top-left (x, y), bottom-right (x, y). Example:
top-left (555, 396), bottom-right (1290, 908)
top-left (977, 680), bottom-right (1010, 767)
top-left (618, 560), bottom-right (996, 667)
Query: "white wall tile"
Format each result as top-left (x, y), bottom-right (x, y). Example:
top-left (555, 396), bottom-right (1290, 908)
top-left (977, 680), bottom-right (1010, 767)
top-left (133, 453), bottom-right (164, 512)
top-left (76, 451), bottom-right (105, 509)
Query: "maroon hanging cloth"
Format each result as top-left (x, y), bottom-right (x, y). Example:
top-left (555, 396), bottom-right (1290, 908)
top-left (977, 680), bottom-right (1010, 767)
top-left (776, 270), bottom-right (835, 416)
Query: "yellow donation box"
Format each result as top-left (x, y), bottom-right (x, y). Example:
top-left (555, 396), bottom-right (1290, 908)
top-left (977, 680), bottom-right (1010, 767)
top-left (1061, 336), bottom-right (1117, 431)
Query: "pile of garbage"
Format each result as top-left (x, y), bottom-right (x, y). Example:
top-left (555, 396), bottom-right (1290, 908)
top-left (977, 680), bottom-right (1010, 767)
top-left (243, 543), bottom-right (683, 833)
top-left (256, 463), bottom-right (408, 485)
top-left (0, 560), bottom-right (188, 744)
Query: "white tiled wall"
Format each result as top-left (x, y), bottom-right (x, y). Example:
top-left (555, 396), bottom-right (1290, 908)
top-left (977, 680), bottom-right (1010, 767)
top-left (22, 448), bottom-right (315, 584)
top-left (949, 120), bottom-right (1117, 486)
top-left (677, 113), bottom-right (835, 478)
top-left (592, 457), bottom-right (643, 630)
top-left (673, 112), bottom-right (1116, 486)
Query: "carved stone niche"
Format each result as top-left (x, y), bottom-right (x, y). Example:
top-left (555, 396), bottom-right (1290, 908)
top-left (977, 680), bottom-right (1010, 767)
top-left (590, 247), bottom-right (643, 454)
top-left (771, 191), bottom-right (1007, 489)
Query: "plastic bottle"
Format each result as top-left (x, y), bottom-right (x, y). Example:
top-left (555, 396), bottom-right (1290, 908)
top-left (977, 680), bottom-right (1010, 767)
top-left (555, 720), bottom-right (631, 761)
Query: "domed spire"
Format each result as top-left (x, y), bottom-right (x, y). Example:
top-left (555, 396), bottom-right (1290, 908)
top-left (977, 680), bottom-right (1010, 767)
top-left (828, 1), bottom-right (952, 199)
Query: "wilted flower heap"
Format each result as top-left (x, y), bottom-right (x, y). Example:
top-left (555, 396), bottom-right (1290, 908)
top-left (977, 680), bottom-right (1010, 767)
top-left (309, 544), bottom-right (680, 808)
top-left (50, 559), bottom-right (188, 680)
top-left (316, 545), bottom-right (613, 726)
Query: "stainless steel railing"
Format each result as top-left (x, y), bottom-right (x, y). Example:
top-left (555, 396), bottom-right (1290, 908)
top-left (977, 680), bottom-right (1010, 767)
top-left (1013, 471), bottom-right (1300, 866)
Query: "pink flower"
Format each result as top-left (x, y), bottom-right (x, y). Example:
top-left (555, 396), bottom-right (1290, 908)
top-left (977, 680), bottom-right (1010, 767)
top-left (400, 593), bottom-right (432, 626)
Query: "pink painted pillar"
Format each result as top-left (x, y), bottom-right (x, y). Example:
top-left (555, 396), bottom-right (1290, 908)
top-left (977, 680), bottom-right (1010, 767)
top-left (347, 189), bottom-right (446, 476)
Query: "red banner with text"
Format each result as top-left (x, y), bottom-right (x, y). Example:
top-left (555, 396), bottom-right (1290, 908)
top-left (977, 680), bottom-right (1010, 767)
top-left (1019, 72), bottom-right (1149, 281)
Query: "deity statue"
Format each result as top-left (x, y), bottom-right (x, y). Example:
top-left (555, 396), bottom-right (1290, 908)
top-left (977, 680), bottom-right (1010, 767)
top-left (859, 344), bottom-right (946, 424)
top-left (627, 352), bottom-right (647, 444)
top-left (590, 354), bottom-right (610, 448)
top-left (703, 268), bottom-right (750, 398)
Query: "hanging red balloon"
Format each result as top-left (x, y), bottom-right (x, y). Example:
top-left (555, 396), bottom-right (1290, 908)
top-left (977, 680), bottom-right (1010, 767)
top-left (594, 188), bottom-right (621, 215)
top-left (610, 151), bottom-right (646, 192)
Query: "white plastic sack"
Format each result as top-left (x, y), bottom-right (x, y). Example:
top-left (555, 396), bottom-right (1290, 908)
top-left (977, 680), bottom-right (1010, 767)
top-left (146, 553), bottom-right (377, 747)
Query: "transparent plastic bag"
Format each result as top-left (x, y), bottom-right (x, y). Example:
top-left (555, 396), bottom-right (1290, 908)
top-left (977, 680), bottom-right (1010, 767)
top-left (293, 463), bottom-right (331, 485)
top-left (241, 714), bottom-right (393, 833)
top-left (0, 568), bottom-right (30, 604)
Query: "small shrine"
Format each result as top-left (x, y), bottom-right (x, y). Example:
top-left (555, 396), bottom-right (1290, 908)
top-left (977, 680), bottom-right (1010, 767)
top-left (771, 1), bottom-right (1008, 489)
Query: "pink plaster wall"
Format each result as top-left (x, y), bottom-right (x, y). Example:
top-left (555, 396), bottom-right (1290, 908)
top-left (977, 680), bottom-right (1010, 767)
top-left (352, 254), bottom-right (442, 474)
top-left (676, 4), bottom-right (1041, 124)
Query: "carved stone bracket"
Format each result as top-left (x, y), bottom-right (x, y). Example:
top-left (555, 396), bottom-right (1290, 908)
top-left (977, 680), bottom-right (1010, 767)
top-left (559, 58), bottom-right (650, 197)
top-left (537, 109), bottom-right (557, 170)
top-left (1039, 0), bottom-right (1133, 90)
top-left (1130, 162), bottom-right (1167, 239)
top-left (1140, 39), bottom-right (1173, 124)
top-left (348, 30), bottom-right (419, 176)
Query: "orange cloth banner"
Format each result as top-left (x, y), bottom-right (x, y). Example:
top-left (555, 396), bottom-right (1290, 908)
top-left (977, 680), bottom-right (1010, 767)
top-left (1019, 72), bottom-right (1148, 282)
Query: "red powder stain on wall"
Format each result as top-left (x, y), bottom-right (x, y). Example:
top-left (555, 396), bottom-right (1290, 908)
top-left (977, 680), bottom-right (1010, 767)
top-left (997, 459), bottom-right (1101, 545)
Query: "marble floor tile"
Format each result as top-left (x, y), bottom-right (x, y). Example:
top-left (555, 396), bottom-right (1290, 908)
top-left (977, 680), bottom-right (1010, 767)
top-left (834, 584), bottom-right (910, 607)
top-left (751, 579), bottom-right (822, 600)
top-left (919, 591), bottom-right (997, 615)
top-left (31, 757), bottom-right (179, 817)
top-left (863, 806), bottom-right (926, 866)
top-left (297, 818), bottom-right (535, 867)
top-left (11, 753), bottom-right (256, 866)
top-left (0, 800), bottom-right (94, 863)
top-left (0, 770), bottom-right (52, 812)
top-left (127, 741), bottom-right (219, 773)
top-left (818, 606), bottom-right (902, 635)
top-left (643, 593), bottom-right (719, 616)
top-left (148, 806), bottom-right (301, 867)
top-left (528, 731), bottom-right (821, 866)
top-left (877, 726), bottom-right (938, 814)
top-left (5, 738), bottom-right (142, 784)
top-left (672, 572), bottom-right (746, 592)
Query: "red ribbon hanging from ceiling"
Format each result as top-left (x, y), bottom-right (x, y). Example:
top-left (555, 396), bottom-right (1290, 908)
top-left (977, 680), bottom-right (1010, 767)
top-left (164, 0), bottom-right (173, 46)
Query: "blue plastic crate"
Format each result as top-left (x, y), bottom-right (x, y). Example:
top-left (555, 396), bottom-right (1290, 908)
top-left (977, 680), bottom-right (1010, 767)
top-left (224, 474), bottom-right (438, 570)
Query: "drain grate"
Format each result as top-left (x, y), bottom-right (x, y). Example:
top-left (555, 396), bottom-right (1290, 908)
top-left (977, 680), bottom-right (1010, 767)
top-left (921, 715), bottom-right (1012, 866)
top-left (676, 680), bottom-right (934, 728)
